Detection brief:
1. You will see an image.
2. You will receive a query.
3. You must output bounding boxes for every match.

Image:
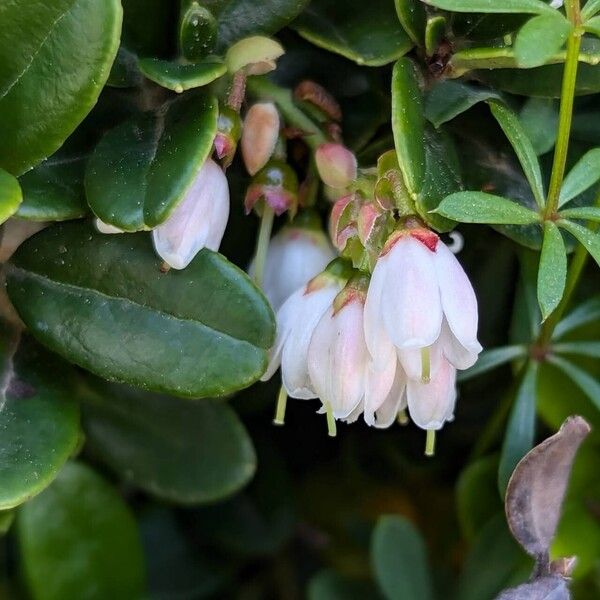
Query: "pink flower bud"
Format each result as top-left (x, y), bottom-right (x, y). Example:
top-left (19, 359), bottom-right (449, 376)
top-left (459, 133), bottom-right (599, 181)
top-left (244, 160), bottom-right (298, 216)
top-left (315, 143), bottom-right (357, 189)
top-left (152, 158), bottom-right (229, 269)
top-left (241, 102), bottom-right (280, 176)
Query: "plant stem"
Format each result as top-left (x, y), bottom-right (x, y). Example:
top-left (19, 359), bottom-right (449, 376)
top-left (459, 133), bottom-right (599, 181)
top-left (273, 386), bottom-right (287, 426)
top-left (325, 403), bottom-right (337, 437)
top-left (252, 205), bottom-right (274, 288)
top-left (246, 77), bottom-right (327, 151)
top-left (544, 4), bottom-right (582, 218)
top-left (425, 430), bottom-right (436, 457)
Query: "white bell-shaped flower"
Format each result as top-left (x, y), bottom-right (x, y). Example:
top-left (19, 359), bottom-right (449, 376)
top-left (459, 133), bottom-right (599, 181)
top-left (250, 217), bottom-right (336, 310)
top-left (152, 158), bottom-right (229, 269)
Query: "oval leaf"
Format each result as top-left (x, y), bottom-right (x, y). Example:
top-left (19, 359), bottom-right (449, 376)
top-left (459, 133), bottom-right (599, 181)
top-left (85, 92), bottom-right (218, 231)
top-left (371, 515), bottom-right (433, 600)
top-left (559, 147), bottom-right (600, 207)
top-left (81, 378), bottom-right (256, 503)
top-left (6, 222), bottom-right (275, 398)
top-left (0, 168), bottom-right (22, 224)
top-left (505, 416), bottom-right (591, 558)
top-left (0, 327), bottom-right (80, 510)
top-left (537, 221), bottom-right (567, 321)
top-left (424, 0), bottom-right (557, 16)
top-left (395, 0), bottom-right (426, 47)
top-left (0, 0), bottom-right (122, 175)
top-left (18, 461), bottom-right (145, 600)
top-left (435, 191), bottom-right (540, 224)
top-left (514, 14), bottom-right (572, 69)
top-left (558, 219), bottom-right (600, 267)
top-left (138, 58), bottom-right (227, 93)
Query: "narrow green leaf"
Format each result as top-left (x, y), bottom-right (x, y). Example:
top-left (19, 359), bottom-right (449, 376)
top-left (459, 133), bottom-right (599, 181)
top-left (583, 15), bottom-right (600, 37)
top-left (553, 295), bottom-right (600, 339)
top-left (394, 0), bottom-right (426, 46)
top-left (560, 206), bottom-right (600, 221)
top-left (138, 57), bottom-right (226, 93)
top-left (424, 81), bottom-right (501, 128)
top-left (582, 0), bottom-right (600, 20)
top-left (425, 16), bottom-right (446, 57)
top-left (0, 168), bottom-right (22, 224)
top-left (81, 379), bottom-right (256, 504)
top-left (435, 192), bottom-right (540, 224)
top-left (85, 92), bottom-right (218, 231)
top-left (553, 341), bottom-right (600, 358)
top-left (519, 98), bottom-right (559, 155)
top-left (558, 219), bottom-right (600, 267)
top-left (6, 222), bottom-right (275, 398)
top-left (548, 355), bottom-right (600, 412)
top-left (488, 100), bottom-right (546, 208)
top-left (537, 221), bottom-right (567, 321)
top-left (559, 148), bottom-right (600, 207)
top-left (498, 361), bottom-right (539, 495)
top-left (514, 14), bottom-right (571, 69)
top-left (371, 516), bottom-right (434, 600)
top-left (391, 58), bottom-right (426, 195)
top-left (424, 0), bottom-right (557, 16)
top-left (18, 462), bottom-right (145, 600)
top-left (458, 345), bottom-right (528, 382)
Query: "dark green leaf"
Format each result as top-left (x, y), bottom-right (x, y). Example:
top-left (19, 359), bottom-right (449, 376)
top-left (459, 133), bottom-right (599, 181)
top-left (0, 168), bottom-right (22, 224)
top-left (0, 326), bottom-right (80, 510)
top-left (488, 100), bottom-right (545, 208)
top-left (584, 15), bottom-right (600, 36)
top-left (424, 81), bottom-right (501, 128)
top-left (553, 341), bottom-right (600, 358)
top-left (560, 206), bottom-right (600, 221)
top-left (425, 16), bottom-right (446, 56)
top-left (458, 345), bottom-right (527, 381)
top-left (582, 0), bottom-right (600, 20)
top-left (308, 570), bottom-right (380, 600)
top-left (558, 219), bottom-right (600, 267)
top-left (553, 295), bottom-right (600, 339)
top-left (294, 0), bottom-right (413, 67)
top-left (6, 222), bottom-right (275, 398)
top-left (138, 58), bottom-right (226, 93)
top-left (498, 361), bottom-right (539, 495)
top-left (514, 14), bottom-right (571, 69)
top-left (391, 58), bottom-right (425, 195)
top-left (179, 2), bottom-right (218, 61)
top-left (107, 46), bottom-right (143, 88)
top-left (547, 356), bottom-right (600, 412)
top-left (0, 0), bottom-right (122, 175)
top-left (0, 510), bottom-right (14, 535)
top-left (18, 461), bottom-right (145, 600)
top-left (425, 0), bottom-right (557, 15)
top-left (81, 378), bottom-right (256, 503)
top-left (559, 148), bottom-right (600, 207)
top-left (519, 98), bottom-right (559, 155)
top-left (395, 0), bottom-right (426, 47)
top-left (435, 192), bottom-right (541, 224)
top-left (537, 221), bottom-right (567, 321)
top-left (371, 516), bottom-right (433, 600)
top-left (86, 92), bottom-right (218, 231)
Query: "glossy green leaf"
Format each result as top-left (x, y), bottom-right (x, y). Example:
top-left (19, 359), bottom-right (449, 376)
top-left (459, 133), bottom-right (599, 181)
top-left (553, 295), bottom-right (600, 339)
top-left (458, 345), bottom-right (527, 381)
top-left (0, 168), bottom-right (22, 224)
top-left (584, 15), bottom-right (600, 36)
top-left (6, 222), bottom-right (275, 398)
top-left (392, 59), bottom-right (425, 195)
top-left (582, 0), bottom-right (600, 20)
top-left (179, 2), bottom-right (218, 61)
top-left (560, 206), bottom-right (600, 221)
top-left (0, 510), bottom-right (14, 535)
top-left (558, 219), bottom-right (600, 266)
top-left (0, 326), bottom-right (80, 510)
top-left (107, 46), bottom-right (143, 88)
top-left (553, 341), bottom-right (600, 358)
top-left (547, 355), bottom-right (600, 412)
top-left (425, 16), bottom-right (446, 56)
top-left (395, 0), bottom-right (426, 46)
top-left (18, 461), bottom-right (145, 600)
top-left (424, 80), bottom-right (501, 128)
top-left (488, 100), bottom-right (545, 208)
top-left (435, 192), bottom-right (540, 224)
top-left (308, 570), bottom-right (379, 600)
top-left (82, 378), bottom-right (256, 503)
top-left (537, 221), bottom-right (567, 321)
top-left (86, 92), bottom-right (217, 231)
top-left (559, 148), bottom-right (600, 207)
top-left (425, 0), bottom-right (556, 15)
top-left (139, 58), bottom-right (226, 93)
top-left (519, 98), bottom-right (558, 155)
top-left (294, 0), bottom-right (413, 66)
top-left (0, 0), bottom-right (122, 175)
top-left (498, 362), bottom-right (539, 495)
top-left (371, 516), bottom-right (433, 600)
top-left (514, 14), bottom-right (571, 69)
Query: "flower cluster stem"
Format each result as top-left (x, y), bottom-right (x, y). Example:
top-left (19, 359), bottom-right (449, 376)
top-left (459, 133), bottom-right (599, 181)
top-left (252, 205), bottom-right (275, 288)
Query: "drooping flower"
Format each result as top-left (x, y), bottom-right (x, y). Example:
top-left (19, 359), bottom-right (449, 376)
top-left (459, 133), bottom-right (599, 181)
top-left (241, 102), bottom-right (280, 176)
top-left (152, 158), bottom-right (229, 269)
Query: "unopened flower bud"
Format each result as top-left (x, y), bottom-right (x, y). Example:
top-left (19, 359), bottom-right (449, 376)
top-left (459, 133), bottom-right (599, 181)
top-left (225, 36), bottom-right (284, 75)
top-left (214, 106), bottom-right (242, 167)
top-left (152, 158), bottom-right (229, 269)
top-left (241, 102), bottom-right (280, 176)
top-left (315, 143), bottom-right (357, 189)
top-left (244, 160), bottom-right (298, 216)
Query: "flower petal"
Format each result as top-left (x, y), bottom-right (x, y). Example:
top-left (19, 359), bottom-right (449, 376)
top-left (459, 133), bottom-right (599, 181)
top-left (440, 319), bottom-right (480, 370)
top-left (373, 367), bottom-right (407, 429)
top-left (363, 355), bottom-right (397, 425)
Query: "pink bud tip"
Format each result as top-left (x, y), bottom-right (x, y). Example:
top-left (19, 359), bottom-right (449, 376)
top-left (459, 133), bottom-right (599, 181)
top-left (214, 133), bottom-right (231, 160)
top-left (315, 143), bottom-right (357, 189)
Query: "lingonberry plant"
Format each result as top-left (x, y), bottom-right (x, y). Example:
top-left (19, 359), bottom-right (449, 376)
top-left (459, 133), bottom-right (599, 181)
top-left (0, 0), bottom-right (599, 598)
